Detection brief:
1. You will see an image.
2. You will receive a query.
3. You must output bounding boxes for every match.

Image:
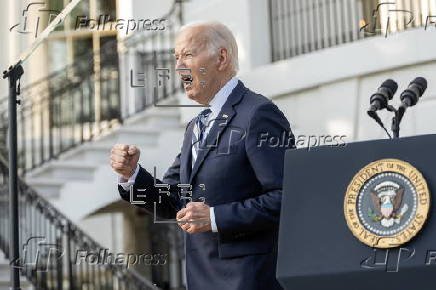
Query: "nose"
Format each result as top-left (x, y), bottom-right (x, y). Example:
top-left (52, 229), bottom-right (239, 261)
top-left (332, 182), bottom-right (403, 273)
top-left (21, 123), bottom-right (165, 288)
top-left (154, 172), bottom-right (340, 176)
top-left (175, 58), bottom-right (186, 71)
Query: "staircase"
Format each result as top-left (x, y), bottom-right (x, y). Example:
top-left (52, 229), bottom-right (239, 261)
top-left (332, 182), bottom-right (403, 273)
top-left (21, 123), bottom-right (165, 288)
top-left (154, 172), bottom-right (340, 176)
top-left (0, 251), bottom-right (33, 290)
top-left (23, 95), bottom-right (185, 223)
top-left (0, 157), bottom-right (160, 290)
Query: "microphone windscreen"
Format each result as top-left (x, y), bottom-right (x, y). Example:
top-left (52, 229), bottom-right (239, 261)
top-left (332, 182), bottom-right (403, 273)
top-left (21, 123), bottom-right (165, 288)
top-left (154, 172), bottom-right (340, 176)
top-left (381, 79), bottom-right (398, 99)
top-left (411, 77), bottom-right (427, 94)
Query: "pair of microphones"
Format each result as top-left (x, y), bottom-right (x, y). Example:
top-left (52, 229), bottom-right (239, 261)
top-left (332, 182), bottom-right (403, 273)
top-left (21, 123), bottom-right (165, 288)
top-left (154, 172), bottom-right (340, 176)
top-left (367, 77), bottom-right (427, 138)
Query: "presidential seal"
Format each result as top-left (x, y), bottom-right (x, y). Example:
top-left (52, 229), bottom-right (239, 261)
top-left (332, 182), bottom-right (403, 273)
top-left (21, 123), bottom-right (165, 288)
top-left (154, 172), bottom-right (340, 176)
top-left (344, 159), bottom-right (430, 248)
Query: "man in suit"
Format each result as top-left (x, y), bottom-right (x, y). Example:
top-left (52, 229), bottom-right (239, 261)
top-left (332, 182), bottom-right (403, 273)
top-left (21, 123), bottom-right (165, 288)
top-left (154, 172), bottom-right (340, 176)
top-left (111, 21), bottom-right (295, 290)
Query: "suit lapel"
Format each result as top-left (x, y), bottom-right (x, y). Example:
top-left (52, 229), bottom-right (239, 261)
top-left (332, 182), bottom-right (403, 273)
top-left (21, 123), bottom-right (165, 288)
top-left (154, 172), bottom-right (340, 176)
top-left (188, 81), bottom-right (248, 184)
top-left (180, 120), bottom-right (194, 184)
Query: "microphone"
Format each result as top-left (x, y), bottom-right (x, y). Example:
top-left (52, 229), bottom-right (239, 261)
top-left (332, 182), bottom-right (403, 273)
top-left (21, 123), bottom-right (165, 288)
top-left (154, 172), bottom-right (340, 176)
top-left (397, 77), bottom-right (427, 126)
top-left (399, 77), bottom-right (427, 108)
top-left (367, 79), bottom-right (398, 139)
top-left (368, 79), bottom-right (398, 112)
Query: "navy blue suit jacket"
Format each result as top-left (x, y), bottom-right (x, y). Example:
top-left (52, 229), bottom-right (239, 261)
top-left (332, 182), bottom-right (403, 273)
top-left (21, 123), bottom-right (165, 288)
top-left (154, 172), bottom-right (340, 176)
top-left (118, 81), bottom-right (295, 290)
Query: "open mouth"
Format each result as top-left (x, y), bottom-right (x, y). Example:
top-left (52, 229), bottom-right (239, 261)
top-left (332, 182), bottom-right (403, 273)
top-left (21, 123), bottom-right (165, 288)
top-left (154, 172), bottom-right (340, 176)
top-left (181, 74), bottom-right (193, 82)
top-left (181, 74), bottom-right (193, 87)
top-left (176, 68), bottom-right (193, 88)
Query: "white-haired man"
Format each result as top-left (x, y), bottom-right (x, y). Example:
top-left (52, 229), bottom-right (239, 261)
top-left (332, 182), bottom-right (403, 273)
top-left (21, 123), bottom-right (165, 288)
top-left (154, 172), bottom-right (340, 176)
top-left (111, 21), bottom-right (294, 290)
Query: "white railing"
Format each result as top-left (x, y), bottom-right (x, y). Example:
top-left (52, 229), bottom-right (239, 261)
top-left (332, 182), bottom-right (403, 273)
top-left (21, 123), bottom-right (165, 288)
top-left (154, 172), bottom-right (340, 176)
top-left (270, 0), bottom-right (436, 62)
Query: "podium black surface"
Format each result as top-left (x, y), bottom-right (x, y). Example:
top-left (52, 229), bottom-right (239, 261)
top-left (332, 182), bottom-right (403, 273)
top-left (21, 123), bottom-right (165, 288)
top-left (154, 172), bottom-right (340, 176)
top-left (277, 134), bottom-right (436, 290)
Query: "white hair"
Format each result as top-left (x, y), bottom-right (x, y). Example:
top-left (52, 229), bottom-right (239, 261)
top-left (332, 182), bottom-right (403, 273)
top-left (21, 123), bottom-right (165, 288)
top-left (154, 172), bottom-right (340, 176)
top-left (179, 21), bottom-right (239, 76)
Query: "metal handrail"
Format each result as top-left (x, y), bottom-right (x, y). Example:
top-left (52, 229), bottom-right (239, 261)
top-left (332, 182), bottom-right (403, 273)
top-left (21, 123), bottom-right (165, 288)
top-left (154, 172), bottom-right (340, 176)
top-left (0, 152), bottom-right (160, 290)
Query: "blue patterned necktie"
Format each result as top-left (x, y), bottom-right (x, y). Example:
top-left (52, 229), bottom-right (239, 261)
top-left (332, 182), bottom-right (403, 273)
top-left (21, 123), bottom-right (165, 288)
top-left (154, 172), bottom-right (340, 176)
top-left (191, 108), bottom-right (212, 168)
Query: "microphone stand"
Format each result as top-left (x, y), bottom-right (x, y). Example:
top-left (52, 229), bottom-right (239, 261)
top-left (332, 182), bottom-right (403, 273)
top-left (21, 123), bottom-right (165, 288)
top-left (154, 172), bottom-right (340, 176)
top-left (391, 111), bottom-right (400, 139)
top-left (2, 62), bottom-right (24, 290)
top-left (389, 104), bottom-right (408, 139)
top-left (368, 104), bottom-right (407, 140)
top-left (367, 109), bottom-right (392, 139)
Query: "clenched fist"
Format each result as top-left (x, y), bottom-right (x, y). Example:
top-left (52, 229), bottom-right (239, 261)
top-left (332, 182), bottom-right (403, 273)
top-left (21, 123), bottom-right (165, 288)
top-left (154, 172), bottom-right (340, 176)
top-left (110, 144), bottom-right (140, 179)
top-left (177, 202), bottom-right (212, 234)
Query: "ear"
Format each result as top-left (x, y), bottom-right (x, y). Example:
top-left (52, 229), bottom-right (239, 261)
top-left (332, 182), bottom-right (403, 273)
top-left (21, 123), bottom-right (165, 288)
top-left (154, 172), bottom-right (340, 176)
top-left (217, 47), bottom-right (230, 72)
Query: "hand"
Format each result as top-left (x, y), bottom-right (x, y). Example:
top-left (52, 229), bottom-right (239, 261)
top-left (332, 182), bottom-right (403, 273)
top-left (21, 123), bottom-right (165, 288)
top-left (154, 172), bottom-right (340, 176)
top-left (176, 202), bottom-right (211, 234)
top-left (110, 144), bottom-right (140, 179)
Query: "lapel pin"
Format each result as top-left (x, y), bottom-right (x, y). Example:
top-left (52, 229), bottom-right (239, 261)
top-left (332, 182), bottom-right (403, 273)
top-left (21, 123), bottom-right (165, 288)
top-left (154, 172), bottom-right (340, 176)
top-left (222, 114), bottom-right (228, 118)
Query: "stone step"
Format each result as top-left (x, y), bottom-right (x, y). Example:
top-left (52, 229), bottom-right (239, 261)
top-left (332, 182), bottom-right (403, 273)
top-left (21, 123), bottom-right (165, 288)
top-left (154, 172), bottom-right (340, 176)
top-left (125, 106), bottom-right (181, 130)
top-left (96, 127), bottom-right (160, 147)
top-left (23, 178), bottom-right (64, 199)
top-left (26, 160), bottom-right (97, 182)
top-left (59, 143), bottom-right (112, 163)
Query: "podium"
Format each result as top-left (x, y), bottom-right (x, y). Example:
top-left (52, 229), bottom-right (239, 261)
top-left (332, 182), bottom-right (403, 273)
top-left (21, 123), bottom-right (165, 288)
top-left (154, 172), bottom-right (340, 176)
top-left (277, 134), bottom-right (436, 290)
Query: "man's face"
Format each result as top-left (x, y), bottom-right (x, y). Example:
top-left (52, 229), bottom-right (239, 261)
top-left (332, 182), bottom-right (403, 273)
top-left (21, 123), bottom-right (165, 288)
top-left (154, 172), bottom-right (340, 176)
top-left (175, 27), bottom-right (219, 104)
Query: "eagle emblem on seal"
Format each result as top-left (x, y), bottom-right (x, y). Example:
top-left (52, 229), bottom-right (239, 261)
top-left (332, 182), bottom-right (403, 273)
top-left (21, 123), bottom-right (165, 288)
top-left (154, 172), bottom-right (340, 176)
top-left (368, 181), bottom-right (409, 227)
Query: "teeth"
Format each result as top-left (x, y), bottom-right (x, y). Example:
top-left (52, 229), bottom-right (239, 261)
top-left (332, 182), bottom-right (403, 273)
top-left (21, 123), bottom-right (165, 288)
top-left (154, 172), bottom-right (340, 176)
top-left (181, 74), bottom-right (193, 86)
top-left (181, 74), bottom-right (193, 82)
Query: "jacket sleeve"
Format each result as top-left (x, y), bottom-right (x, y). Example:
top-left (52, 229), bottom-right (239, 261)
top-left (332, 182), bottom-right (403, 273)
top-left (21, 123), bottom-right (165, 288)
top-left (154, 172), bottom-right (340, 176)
top-left (213, 102), bottom-right (295, 235)
top-left (118, 120), bottom-right (193, 219)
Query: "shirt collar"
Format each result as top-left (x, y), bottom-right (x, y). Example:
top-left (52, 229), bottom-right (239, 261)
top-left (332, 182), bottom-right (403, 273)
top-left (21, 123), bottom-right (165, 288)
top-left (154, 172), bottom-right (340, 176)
top-left (208, 77), bottom-right (239, 116)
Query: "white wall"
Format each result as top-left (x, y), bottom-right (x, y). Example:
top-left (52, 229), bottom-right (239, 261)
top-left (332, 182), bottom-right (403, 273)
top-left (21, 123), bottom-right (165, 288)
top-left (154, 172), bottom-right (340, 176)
top-left (0, 1), bottom-right (14, 97)
top-left (118, 0), bottom-right (174, 22)
top-left (0, 1), bottom-right (9, 97)
top-left (240, 27), bottom-right (436, 143)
